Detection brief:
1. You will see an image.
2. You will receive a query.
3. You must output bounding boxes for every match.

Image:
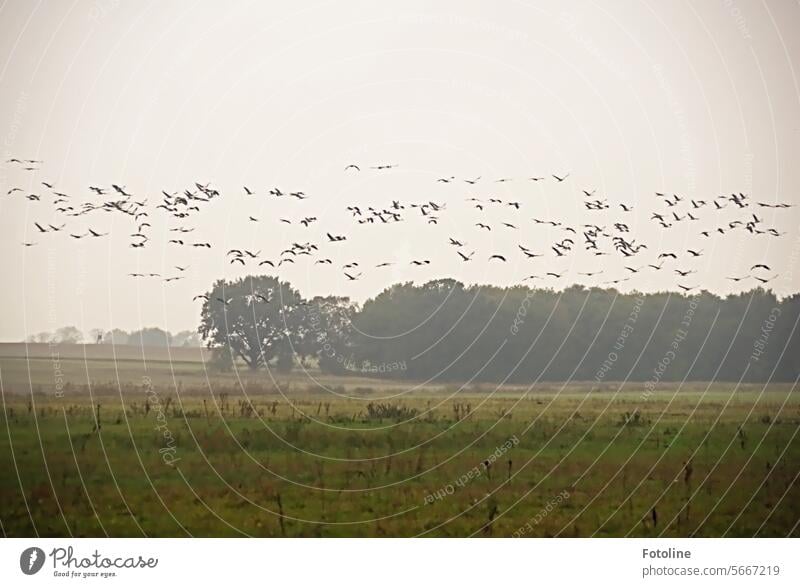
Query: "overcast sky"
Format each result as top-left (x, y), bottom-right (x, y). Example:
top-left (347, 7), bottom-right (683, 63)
top-left (1, 0), bottom-right (799, 341)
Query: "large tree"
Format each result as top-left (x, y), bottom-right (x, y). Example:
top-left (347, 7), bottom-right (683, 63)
top-left (198, 275), bottom-right (308, 370)
top-left (304, 295), bottom-right (358, 373)
top-left (54, 325), bottom-right (83, 344)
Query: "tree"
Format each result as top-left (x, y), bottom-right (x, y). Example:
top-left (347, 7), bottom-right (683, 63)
top-left (305, 295), bottom-right (358, 373)
top-left (208, 346), bottom-right (234, 372)
top-left (129, 327), bottom-right (171, 347)
top-left (54, 326), bottom-right (83, 344)
top-left (101, 329), bottom-right (130, 345)
top-left (26, 331), bottom-right (53, 343)
top-left (198, 276), bottom-right (308, 371)
top-left (173, 330), bottom-right (202, 347)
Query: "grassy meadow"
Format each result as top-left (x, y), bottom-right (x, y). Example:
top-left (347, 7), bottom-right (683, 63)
top-left (0, 344), bottom-right (798, 537)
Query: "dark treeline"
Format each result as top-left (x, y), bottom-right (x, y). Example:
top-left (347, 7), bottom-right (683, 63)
top-left (200, 276), bottom-right (799, 383)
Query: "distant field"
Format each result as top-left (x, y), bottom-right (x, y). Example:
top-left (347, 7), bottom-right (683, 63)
top-left (0, 343), bottom-right (444, 393)
top-left (0, 346), bottom-right (798, 537)
top-left (0, 343), bottom-right (786, 395)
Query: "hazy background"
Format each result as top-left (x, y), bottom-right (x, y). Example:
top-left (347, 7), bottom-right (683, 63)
top-left (1, 0), bottom-right (799, 342)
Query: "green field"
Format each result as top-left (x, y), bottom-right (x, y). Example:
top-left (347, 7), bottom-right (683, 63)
top-left (1, 347), bottom-right (798, 537)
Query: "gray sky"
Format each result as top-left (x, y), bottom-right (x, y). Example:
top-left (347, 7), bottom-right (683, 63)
top-left (1, 0), bottom-right (799, 341)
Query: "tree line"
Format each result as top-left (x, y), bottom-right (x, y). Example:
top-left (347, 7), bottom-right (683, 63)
top-left (25, 326), bottom-right (202, 347)
top-left (199, 276), bottom-right (800, 383)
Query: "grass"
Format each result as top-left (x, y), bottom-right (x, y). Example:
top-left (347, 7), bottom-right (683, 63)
top-left (0, 348), bottom-right (798, 537)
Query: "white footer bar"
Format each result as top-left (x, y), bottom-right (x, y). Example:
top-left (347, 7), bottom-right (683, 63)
top-left (1, 538), bottom-right (796, 586)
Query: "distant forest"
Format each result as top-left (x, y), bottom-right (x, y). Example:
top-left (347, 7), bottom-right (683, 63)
top-left (199, 276), bottom-right (799, 383)
top-left (25, 326), bottom-right (202, 347)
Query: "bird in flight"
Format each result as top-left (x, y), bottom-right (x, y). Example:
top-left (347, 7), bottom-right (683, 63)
top-left (457, 250), bottom-right (474, 262)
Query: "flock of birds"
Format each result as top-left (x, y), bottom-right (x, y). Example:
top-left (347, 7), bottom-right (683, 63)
top-left (6, 157), bottom-right (792, 306)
